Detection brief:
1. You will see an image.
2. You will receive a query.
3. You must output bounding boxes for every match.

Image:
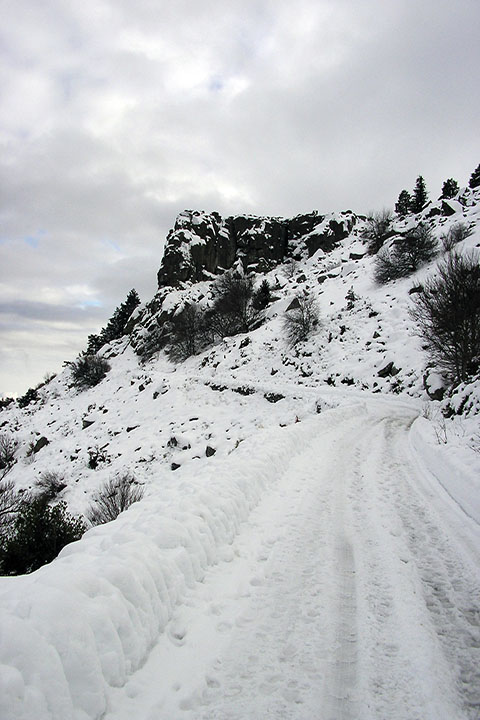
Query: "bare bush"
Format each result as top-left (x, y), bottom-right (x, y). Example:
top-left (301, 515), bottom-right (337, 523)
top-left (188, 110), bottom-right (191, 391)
top-left (363, 209), bottom-right (393, 254)
top-left (86, 473), bottom-right (144, 525)
top-left (374, 247), bottom-right (404, 284)
top-left (395, 223), bottom-right (437, 274)
top-left (283, 294), bottom-right (320, 346)
top-left (210, 272), bottom-right (258, 336)
top-left (440, 222), bottom-right (473, 252)
top-left (167, 303), bottom-right (206, 362)
top-left (410, 251), bottom-right (480, 383)
top-left (0, 480), bottom-right (23, 537)
top-left (0, 434), bottom-right (18, 479)
top-left (375, 223), bottom-right (437, 284)
top-left (35, 471), bottom-right (67, 501)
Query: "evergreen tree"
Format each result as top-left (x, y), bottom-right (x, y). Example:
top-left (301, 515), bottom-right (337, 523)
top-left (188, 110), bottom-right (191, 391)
top-left (252, 279), bottom-right (272, 310)
top-left (86, 333), bottom-right (104, 354)
top-left (0, 497), bottom-right (85, 575)
top-left (441, 178), bottom-right (459, 199)
top-left (411, 175), bottom-right (429, 213)
top-left (469, 163), bottom-right (480, 189)
top-left (395, 190), bottom-right (412, 216)
top-left (101, 289), bottom-right (140, 345)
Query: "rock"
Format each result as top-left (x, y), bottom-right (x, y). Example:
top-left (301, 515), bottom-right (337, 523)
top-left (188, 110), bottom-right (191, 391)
top-left (264, 392), bottom-right (284, 403)
top-left (156, 209), bottom-right (357, 286)
top-left (423, 370), bottom-right (445, 401)
top-left (171, 463), bottom-right (181, 471)
top-left (32, 436), bottom-right (49, 453)
top-left (378, 362), bottom-right (400, 378)
top-left (82, 419), bottom-right (95, 430)
top-left (442, 199), bottom-right (463, 216)
top-left (285, 297), bottom-right (301, 312)
top-left (205, 446), bottom-right (216, 457)
top-left (409, 285), bottom-right (423, 295)
top-left (157, 211), bottom-right (289, 286)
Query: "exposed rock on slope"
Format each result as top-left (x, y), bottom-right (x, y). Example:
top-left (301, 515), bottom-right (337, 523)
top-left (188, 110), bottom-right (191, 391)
top-left (156, 209), bottom-right (359, 286)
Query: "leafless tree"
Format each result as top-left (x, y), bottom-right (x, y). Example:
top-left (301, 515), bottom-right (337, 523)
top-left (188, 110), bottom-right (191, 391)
top-left (410, 251), bottom-right (480, 383)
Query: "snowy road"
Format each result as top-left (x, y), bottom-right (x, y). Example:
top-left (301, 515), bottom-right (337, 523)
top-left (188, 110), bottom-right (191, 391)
top-left (104, 404), bottom-right (480, 720)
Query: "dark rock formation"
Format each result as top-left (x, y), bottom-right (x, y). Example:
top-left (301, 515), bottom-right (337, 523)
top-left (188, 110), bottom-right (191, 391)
top-left (157, 209), bottom-right (357, 287)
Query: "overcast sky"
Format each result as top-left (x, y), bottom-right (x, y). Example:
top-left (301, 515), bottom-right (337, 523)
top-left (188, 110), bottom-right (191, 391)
top-left (1, 0), bottom-right (479, 396)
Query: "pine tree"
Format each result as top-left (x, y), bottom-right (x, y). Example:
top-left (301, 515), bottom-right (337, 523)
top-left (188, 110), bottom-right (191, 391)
top-left (100, 289), bottom-right (140, 346)
top-left (252, 279), bottom-right (272, 310)
top-left (469, 163), bottom-right (480, 189)
top-left (395, 190), bottom-right (412, 216)
top-left (411, 175), bottom-right (429, 213)
top-left (441, 178), bottom-right (459, 199)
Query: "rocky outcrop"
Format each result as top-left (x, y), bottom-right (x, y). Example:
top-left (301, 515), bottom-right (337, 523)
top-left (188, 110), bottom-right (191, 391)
top-left (157, 210), bottom-right (358, 287)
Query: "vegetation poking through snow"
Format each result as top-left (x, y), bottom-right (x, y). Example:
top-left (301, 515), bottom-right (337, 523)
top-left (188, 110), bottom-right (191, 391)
top-left (86, 473), bottom-right (144, 525)
top-left (410, 250), bottom-right (480, 383)
top-left (0, 495), bottom-right (86, 576)
top-left (283, 294), bottom-right (320, 346)
top-left (67, 353), bottom-right (111, 390)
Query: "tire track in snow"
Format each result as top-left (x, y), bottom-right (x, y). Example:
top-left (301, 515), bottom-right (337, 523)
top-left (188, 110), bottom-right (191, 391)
top-left (324, 532), bottom-right (358, 720)
top-left (379, 417), bottom-right (480, 719)
top-left (103, 404), bottom-right (478, 720)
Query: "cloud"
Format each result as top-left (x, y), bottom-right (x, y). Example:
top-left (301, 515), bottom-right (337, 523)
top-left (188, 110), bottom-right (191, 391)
top-left (1, 0), bottom-right (479, 394)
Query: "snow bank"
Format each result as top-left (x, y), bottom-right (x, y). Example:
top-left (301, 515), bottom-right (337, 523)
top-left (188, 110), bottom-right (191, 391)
top-left (409, 416), bottom-right (480, 525)
top-left (0, 414), bottom-right (327, 720)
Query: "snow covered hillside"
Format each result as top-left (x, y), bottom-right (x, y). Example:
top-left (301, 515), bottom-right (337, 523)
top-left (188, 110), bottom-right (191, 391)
top-left (1, 187), bottom-right (480, 719)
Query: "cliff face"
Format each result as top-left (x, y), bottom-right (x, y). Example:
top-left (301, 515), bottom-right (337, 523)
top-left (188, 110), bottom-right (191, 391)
top-left (156, 209), bottom-right (358, 287)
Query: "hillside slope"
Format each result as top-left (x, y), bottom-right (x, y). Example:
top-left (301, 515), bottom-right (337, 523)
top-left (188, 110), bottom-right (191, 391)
top-left (0, 188), bottom-right (479, 719)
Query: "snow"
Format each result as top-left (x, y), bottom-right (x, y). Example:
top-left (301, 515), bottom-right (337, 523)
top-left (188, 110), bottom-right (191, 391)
top-left (1, 190), bottom-right (480, 719)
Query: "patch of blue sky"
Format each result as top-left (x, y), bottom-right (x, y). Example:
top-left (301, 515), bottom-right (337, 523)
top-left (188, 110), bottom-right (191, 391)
top-left (76, 298), bottom-right (102, 310)
top-left (24, 230), bottom-right (46, 248)
top-left (102, 238), bottom-right (122, 253)
top-left (208, 76), bottom-right (224, 92)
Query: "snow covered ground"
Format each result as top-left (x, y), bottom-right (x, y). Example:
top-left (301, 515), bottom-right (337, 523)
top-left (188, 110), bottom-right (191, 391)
top-left (1, 395), bottom-right (479, 719)
top-left (1, 191), bottom-right (480, 718)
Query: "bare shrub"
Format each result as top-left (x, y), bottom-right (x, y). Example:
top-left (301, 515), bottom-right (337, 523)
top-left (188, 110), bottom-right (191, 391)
top-left (363, 209), bottom-right (393, 254)
top-left (35, 471), bottom-right (67, 501)
top-left (167, 303), bottom-right (206, 362)
top-left (441, 222), bottom-right (473, 252)
top-left (395, 223), bottom-right (437, 274)
top-left (210, 272), bottom-right (258, 336)
top-left (0, 434), bottom-right (18, 479)
top-left (410, 251), bottom-right (480, 383)
top-left (0, 479), bottom-right (23, 537)
top-left (86, 473), bottom-right (144, 525)
top-left (283, 294), bottom-right (320, 346)
top-left (375, 223), bottom-right (437, 284)
top-left (374, 248), bottom-right (404, 284)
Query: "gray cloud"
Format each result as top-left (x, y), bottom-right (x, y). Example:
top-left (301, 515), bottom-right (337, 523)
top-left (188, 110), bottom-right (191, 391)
top-left (1, 0), bottom-right (479, 395)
